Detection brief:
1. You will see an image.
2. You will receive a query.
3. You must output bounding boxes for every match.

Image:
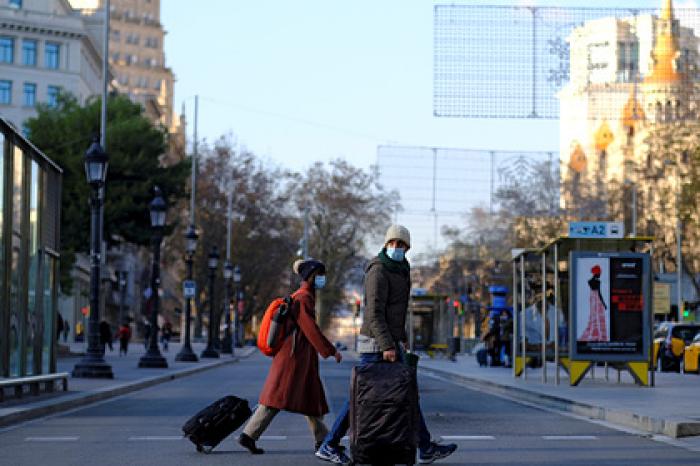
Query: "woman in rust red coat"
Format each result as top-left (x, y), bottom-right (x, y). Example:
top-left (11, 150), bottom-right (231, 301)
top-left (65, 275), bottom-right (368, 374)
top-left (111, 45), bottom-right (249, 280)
top-left (238, 259), bottom-right (342, 455)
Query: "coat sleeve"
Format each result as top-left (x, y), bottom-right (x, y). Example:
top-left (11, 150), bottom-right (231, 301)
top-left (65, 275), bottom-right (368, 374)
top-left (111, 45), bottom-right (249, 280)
top-left (364, 264), bottom-right (395, 352)
top-left (295, 295), bottom-right (336, 359)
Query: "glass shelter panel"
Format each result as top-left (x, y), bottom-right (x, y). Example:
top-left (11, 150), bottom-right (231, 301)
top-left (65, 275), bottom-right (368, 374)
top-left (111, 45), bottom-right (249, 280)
top-left (25, 161), bottom-right (39, 375)
top-left (0, 132), bottom-right (3, 376)
top-left (9, 146), bottom-right (24, 376)
top-left (42, 254), bottom-right (55, 374)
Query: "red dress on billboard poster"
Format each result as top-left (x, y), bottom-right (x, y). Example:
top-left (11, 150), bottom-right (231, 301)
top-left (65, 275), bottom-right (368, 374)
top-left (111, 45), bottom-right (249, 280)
top-left (580, 266), bottom-right (608, 342)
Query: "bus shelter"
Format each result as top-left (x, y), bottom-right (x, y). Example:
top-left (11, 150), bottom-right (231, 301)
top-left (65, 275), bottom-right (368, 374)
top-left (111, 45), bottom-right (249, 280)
top-left (513, 236), bottom-right (654, 386)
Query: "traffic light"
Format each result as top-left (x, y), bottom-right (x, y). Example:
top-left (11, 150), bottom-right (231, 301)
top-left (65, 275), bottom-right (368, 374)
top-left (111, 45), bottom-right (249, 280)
top-left (354, 299), bottom-right (361, 317)
top-left (683, 302), bottom-right (691, 320)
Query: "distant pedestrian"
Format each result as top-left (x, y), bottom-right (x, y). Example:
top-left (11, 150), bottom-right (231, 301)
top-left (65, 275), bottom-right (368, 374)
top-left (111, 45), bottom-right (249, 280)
top-left (63, 321), bottom-right (70, 343)
top-left (161, 321), bottom-right (172, 351)
top-left (317, 225), bottom-right (457, 465)
top-left (99, 320), bottom-right (113, 353)
top-left (238, 259), bottom-right (342, 456)
top-left (116, 323), bottom-right (132, 356)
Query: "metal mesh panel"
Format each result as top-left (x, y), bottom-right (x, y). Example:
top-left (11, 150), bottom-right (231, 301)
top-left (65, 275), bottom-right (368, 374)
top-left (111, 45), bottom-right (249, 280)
top-left (377, 145), bottom-right (557, 251)
top-left (434, 5), bottom-right (700, 119)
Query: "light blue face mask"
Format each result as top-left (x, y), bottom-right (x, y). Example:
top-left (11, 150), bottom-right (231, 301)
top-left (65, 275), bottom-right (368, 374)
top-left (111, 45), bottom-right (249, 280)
top-left (386, 247), bottom-right (405, 262)
top-left (314, 275), bottom-right (326, 289)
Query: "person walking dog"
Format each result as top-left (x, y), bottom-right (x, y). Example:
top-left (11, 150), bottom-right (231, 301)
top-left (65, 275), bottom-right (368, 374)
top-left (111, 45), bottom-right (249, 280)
top-left (317, 225), bottom-right (457, 465)
top-left (238, 259), bottom-right (342, 455)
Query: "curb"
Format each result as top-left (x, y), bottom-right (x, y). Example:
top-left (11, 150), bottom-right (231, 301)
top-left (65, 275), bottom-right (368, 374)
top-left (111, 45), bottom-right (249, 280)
top-left (419, 366), bottom-right (700, 439)
top-left (0, 348), bottom-right (255, 429)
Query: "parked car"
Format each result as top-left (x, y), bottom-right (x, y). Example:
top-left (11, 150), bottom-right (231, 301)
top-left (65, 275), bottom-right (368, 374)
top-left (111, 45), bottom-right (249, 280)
top-left (682, 331), bottom-right (700, 374)
top-left (653, 322), bottom-right (700, 372)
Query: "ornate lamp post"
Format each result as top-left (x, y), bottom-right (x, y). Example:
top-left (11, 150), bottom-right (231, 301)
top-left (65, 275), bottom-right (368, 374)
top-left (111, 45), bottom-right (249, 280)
top-left (201, 247), bottom-right (220, 358)
top-left (138, 187), bottom-right (168, 368)
top-left (176, 225), bottom-right (199, 362)
top-left (233, 265), bottom-right (242, 351)
top-left (73, 138), bottom-right (114, 379)
top-left (221, 261), bottom-right (234, 354)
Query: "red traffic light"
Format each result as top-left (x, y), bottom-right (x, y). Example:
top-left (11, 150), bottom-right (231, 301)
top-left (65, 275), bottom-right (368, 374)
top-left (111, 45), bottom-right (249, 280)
top-left (453, 300), bottom-right (460, 308)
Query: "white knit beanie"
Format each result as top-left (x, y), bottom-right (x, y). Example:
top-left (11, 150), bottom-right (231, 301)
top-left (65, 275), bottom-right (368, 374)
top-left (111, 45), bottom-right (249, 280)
top-left (384, 224), bottom-right (411, 248)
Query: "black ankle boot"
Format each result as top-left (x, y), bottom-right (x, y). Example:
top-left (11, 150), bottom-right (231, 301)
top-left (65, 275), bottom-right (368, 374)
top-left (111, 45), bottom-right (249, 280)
top-left (238, 433), bottom-right (264, 454)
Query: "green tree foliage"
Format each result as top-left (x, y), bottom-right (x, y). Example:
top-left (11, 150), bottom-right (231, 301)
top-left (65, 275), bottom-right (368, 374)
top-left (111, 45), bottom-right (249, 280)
top-left (24, 92), bottom-right (189, 292)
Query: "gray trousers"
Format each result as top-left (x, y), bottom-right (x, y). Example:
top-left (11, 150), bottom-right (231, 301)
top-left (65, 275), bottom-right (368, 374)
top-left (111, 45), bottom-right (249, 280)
top-left (243, 404), bottom-right (329, 443)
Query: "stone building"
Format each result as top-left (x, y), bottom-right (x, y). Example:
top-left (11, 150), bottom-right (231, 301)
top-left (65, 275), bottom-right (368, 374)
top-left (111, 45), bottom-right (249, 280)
top-left (559, 0), bottom-right (700, 306)
top-left (0, 0), bottom-right (105, 130)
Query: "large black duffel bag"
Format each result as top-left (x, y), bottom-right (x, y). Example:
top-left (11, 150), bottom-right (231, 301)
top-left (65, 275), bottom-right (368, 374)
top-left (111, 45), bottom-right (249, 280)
top-left (182, 395), bottom-right (252, 453)
top-left (349, 362), bottom-right (419, 465)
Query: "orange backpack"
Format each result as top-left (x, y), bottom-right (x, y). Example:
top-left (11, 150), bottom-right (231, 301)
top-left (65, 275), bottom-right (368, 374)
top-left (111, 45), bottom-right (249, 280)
top-left (257, 296), bottom-right (296, 357)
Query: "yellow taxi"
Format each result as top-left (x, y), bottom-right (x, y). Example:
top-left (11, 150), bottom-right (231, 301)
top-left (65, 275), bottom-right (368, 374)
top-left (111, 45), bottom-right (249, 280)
top-left (653, 322), bottom-right (700, 372)
top-left (682, 331), bottom-right (700, 374)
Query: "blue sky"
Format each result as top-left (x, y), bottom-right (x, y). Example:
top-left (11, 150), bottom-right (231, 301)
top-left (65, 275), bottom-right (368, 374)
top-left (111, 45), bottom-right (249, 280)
top-left (161, 0), bottom-right (684, 174)
top-left (160, 0), bottom-right (692, 254)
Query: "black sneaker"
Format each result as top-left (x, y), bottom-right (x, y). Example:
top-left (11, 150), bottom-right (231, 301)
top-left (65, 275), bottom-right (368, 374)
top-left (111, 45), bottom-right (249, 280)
top-left (418, 441), bottom-right (457, 464)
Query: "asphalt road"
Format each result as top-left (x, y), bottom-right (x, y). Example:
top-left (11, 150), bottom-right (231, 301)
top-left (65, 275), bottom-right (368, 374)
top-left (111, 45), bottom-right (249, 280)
top-left (0, 353), bottom-right (699, 466)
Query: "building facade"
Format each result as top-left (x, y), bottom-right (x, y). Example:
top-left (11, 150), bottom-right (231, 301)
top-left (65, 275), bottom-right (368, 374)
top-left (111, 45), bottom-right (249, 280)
top-left (0, 0), bottom-right (105, 130)
top-left (559, 0), bottom-right (700, 306)
top-left (0, 116), bottom-right (62, 378)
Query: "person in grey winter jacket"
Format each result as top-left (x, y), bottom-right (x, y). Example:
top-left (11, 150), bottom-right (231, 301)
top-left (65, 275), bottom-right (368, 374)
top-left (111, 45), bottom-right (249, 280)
top-left (316, 225), bottom-right (457, 465)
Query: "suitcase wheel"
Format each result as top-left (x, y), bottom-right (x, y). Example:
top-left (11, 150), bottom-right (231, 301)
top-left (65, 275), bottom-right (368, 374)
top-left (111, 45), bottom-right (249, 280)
top-left (195, 444), bottom-right (213, 454)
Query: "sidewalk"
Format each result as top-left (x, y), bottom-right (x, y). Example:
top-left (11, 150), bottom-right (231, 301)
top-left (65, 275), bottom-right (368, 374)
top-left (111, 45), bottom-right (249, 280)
top-left (0, 340), bottom-right (256, 428)
top-left (419, 353), bottom-right (700, 438)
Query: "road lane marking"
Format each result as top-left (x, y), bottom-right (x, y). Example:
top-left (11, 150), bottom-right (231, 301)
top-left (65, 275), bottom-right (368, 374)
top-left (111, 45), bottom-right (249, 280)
top-left (128, 436), bottom-right (183, 441)
top-left (543, 435), bottom-right (598, 440)
top-left (259, 435), bottom-right (287, 440)
top-left (440, 435), bottom-right (496, 440)
top-left (25, 436), bottom-right (79, 442)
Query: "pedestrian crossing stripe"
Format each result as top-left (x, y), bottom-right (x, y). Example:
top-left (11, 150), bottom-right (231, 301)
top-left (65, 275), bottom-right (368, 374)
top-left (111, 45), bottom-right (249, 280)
top-left (259, 435), bottom-right (287, 440)
top-left (25, 437), bottom-right (79, 442)
top-left (128, 436), bottom-right (182, 441)
top-left (542, 436), bottom-right (598, 440)
top-left (440, 435), bottom-right (495, 440)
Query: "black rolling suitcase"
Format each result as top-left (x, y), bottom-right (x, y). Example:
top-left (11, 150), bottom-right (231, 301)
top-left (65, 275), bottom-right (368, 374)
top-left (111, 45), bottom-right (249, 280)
top-left (182, 395), bottom-right (252, 453)
top-left (350, 362), bottom-right (419, 465)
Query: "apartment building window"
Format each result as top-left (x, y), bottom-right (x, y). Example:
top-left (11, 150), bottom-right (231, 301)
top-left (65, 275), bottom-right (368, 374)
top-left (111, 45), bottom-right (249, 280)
top-left (9, 0), bottom-right (22, 8)
top-left (47, 85), bottom-right (60, 108)
top-left (137, 76), bottom-right (149, 88)
top-left (126, 34), bottom-right (140, 45)
top-left (0, 37), bottom-right (14, 63)
top-left (23, 82), bottom-right (36, 107)
top-left (45, 42), bottom-right (60, 69)
top-left (0, 80), bottom-right (12, 104)
top-left (145, 37), bottom-right (158, 48)
top-left (152, 79), bottom-right (162, 90)
top-left (118, 74), bottom-right (129, 86)
top-left (111, 52), bottom-right (120, 63)
top-left (110, 29), bottom-right (121, 42)
top-left (127, 54), bottom-right (138, 65)
top-left (22, 40), bottom-right (37, 66)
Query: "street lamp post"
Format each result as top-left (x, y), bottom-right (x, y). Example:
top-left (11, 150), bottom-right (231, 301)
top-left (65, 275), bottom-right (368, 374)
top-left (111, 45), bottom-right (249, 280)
top-left (176, 224), bottom-right (199, 362)
top-left (72, 138), bottom-right (114, 379)
top-left (201, 247), bottom-right (220, 358)
top-left (233, 265), bottom-right (241, 353)
top-left (138, 187), bottom-right (168, 368)
top-left (221, 261), bottom-right (233, 354)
